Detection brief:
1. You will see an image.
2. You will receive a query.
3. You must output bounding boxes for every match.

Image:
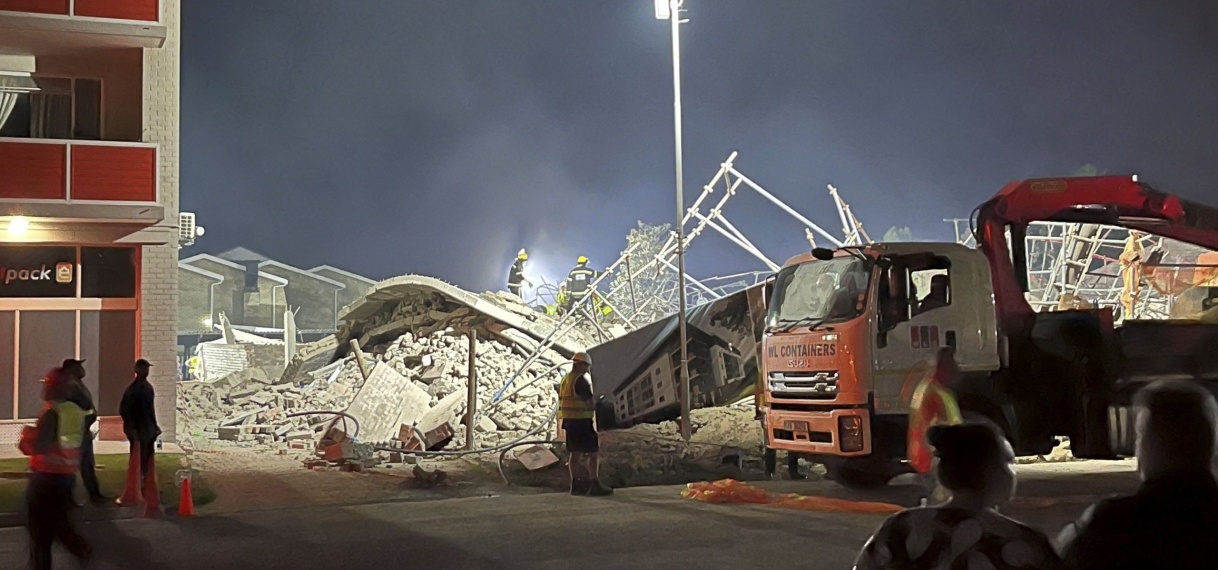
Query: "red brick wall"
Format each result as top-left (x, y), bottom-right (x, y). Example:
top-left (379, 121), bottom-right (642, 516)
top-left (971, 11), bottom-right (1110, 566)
top-left (0, 141), bottom-right (67, 200)
top-left (71, 145), bottom-right (156, 202)
top-left (0, 0), bottom-right (69, 15)
top-left (74, 0), bottom-right (158, 21)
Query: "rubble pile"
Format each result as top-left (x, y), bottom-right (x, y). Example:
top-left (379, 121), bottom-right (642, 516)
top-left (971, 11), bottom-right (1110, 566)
top-left (179, 326), bottom-right (567, 462)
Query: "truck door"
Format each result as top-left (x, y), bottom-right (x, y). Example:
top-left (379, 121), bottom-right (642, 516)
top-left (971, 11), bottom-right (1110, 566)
top-left (872, 252), bottom-right (996, 414)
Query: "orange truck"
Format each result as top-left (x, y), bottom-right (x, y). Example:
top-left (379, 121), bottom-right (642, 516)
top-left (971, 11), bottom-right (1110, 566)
top-left (758, 176), bottom-right (1218, 487)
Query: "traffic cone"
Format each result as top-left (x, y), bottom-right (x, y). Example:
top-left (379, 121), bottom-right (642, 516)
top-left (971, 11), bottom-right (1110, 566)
top-left (140, 453), bottom-right (160, 518)
top-left (177, 472), bottom-right (195, 517)
top-left (116, 443), bottom-right (143, 507)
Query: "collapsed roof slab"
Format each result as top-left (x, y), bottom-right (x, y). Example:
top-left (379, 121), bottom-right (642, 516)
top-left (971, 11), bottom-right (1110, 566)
top-left (335, 274), bottom-right (588, 359)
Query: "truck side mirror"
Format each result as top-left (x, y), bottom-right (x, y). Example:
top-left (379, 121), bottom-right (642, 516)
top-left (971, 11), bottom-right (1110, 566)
top-left (811, 247), bottom-right (835, 261)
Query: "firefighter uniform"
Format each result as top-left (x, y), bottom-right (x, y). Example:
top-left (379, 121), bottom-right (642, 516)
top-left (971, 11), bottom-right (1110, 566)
top-left (564, 256), bottom-right (596, 312)
top-left (508, 249), bottom-right (529, 297)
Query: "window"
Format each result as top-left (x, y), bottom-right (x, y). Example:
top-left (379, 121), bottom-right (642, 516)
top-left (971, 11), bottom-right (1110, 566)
top-left (0, 312), bottom-right (13, 420)
top-left (17, 311), bottom-right (76, 419)
top-left (879, 254), bottom-right (952, 329)
top-left (911, 268), bottom-right (951, 316)
top-left (0, 77), bottom-right (102, 140)
top-left (81, 247), bottom-right (137, 298)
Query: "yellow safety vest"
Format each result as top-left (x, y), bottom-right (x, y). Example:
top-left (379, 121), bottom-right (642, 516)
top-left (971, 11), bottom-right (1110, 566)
top-left (29, 401), bottom-right (88, 475)
top-left (558, 372), bottom-right (595, 420)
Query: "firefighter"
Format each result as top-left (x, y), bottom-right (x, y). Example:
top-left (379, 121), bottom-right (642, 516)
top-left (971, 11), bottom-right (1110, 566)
top-left (564, 256), bottom-right (597, 313)
top-left (558, 352), bottom-right (612, 496)
top-left (507, 249), bottom-right (532, 297)
top-left (20, 368), bottom-right (92, 570)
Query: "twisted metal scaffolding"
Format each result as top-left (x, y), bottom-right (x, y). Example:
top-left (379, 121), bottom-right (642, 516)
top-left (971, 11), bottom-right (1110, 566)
top-left (950, 220), bottom-right (1216, 322)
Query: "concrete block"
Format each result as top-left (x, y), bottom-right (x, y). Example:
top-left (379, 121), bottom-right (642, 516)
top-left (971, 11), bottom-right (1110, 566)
top-left (218, 426), bottom-right (241, 441)
top-left (514, 445), bottom-right (560, 471)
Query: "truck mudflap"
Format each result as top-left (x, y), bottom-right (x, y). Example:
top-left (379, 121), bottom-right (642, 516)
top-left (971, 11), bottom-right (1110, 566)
top-left (763, 407), bottom-right (872, 456)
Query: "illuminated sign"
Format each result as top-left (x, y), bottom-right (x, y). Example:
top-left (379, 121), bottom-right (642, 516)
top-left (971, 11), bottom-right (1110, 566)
top-left (0, 246), bottom-right (76, 298)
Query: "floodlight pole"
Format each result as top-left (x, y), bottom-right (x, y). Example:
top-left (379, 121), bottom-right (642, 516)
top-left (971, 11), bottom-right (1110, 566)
top-left (660, 0), bottom-right (692, 443)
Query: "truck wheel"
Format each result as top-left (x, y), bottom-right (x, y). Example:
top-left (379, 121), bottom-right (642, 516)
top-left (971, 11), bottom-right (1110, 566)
top-left (824, 458), bottom-right (901, 489)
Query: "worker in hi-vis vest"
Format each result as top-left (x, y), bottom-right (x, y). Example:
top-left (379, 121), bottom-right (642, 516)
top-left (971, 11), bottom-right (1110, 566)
top-left (557, 352), bottom-right (613, 496)
top-left (20, 367), bottom-right (93, 569)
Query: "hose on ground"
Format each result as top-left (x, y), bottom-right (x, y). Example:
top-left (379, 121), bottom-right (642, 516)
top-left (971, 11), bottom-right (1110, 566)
top-left (285, 410), bottom-right (361, 441)
top-left (371, 400), bottom-right (559, 458)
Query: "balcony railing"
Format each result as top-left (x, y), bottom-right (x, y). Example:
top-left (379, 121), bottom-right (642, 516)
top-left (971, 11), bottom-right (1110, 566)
top-left (0, 138), bottom-right (158, 205)
top-left (0, 0), bottom-right (160, 22)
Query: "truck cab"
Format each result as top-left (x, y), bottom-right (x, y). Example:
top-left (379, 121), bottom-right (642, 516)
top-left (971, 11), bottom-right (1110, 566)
top-left (760, 243), bottom-right (1002, 482)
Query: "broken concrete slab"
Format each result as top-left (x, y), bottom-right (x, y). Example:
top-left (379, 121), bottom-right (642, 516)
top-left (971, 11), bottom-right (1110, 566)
top-left (343, 362), bottom-right (432, 444)
top-left (514, 445), bottom-right (560, 471)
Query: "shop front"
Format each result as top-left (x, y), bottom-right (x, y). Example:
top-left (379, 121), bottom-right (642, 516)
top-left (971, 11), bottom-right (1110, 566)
top-left (0, 244), bottom-right (140, 441)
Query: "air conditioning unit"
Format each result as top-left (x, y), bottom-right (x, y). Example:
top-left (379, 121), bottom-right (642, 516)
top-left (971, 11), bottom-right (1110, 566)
top-left (179, 212), bottom-right (205, 246)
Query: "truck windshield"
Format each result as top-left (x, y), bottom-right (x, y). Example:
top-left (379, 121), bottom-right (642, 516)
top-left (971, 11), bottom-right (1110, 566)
top-left (767, 258), bottom-right (870, 328)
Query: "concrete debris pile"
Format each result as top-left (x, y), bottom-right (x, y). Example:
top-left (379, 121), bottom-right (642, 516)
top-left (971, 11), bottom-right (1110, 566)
top-left (179, 328), bottom-right (567, 461)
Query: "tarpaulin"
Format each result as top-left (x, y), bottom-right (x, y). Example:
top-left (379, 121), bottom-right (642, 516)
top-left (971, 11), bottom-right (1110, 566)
top-left (681, 479), bottom-right (902, 514)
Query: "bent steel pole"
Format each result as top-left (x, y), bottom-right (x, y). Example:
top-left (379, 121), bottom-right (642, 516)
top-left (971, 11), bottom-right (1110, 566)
top-left (729, 167), bottom-right (844, 247)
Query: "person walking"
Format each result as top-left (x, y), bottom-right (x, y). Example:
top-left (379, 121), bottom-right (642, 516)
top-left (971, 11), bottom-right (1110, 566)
top-left (61, 358), bottom-right (105, 505)
top-left (1056, 380), bottom-right (1218, 569)
top-left (854, 422), bottom-right (1062, 569)
top-left (558, 352), bottom-right (612, 496)
top-left (119, 359), bottom-right (160, 485)
top-left (19, 368), bottom-right (92, 570)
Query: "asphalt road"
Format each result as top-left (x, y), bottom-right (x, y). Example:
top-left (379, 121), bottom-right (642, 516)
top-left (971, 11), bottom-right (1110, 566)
top-left (0, 461), bottom-right (1141, 570)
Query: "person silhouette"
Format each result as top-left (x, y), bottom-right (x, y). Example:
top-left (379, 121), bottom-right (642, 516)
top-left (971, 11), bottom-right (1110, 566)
top-left (855, 422), bottom-right (1062, 569)
top-left (1057, 380), bottom-right (1218, 569)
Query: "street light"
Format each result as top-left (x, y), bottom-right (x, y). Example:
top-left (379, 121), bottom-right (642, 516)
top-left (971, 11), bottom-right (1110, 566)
top-left (655, 0), bottom-right (691, 443)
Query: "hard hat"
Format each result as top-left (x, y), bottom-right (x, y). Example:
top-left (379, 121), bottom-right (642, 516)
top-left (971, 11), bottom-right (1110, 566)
top-left (572, 351), bottom-right (593, 366)
top-left (577, 255), bottom-right (589, 265)
top-left (518, 249), bottom-right (528, 260)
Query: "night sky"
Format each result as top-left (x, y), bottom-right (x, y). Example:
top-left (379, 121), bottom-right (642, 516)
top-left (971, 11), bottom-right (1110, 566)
top-left (182, 0), bottom-right (1218, 291)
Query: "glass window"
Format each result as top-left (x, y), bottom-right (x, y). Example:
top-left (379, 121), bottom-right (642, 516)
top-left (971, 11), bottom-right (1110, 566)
top-left (95, 311), bottom-right (135, 415)
top-left (73, 79), bottom-right (101, 140)
top-left (0, 77), bottom-right (101, 140)
top-left (78, 311), bottom-right (102, 409)
top-left (767, 257), bottom-right (871, 328)
top-left (0, 311), bottom-right (13, 420)
top-left (17, 311), bottom-right (75, 419)
top-left (81, 247), bottom-right (136, 298)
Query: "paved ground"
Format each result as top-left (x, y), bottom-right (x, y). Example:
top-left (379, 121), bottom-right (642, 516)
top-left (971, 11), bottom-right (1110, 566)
top-left (0, 461), bottom-right (1141, 569)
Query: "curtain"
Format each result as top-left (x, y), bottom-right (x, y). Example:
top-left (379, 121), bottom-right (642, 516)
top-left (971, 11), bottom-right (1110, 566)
top-left (30, 92), bottom-right (71, 139)
top-left (0, 91), bottom-right (18, 132)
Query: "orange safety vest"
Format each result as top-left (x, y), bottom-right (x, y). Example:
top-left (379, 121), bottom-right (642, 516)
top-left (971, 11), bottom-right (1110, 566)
top-left (28, 401), bottom-right (88, 476)
top-left (906, 351), bottom-right (963, 474)
top-left (557, 372), bottom-right (595, 420)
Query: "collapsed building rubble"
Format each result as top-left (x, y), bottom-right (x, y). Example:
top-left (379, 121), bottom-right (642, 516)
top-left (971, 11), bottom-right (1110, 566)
top-left (179, 275), bottom-right (599, 470)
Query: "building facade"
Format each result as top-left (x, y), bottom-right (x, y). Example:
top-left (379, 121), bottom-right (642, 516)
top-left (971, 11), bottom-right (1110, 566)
top-left (178, 248), bottom-right (377, 340)
top-left (0, 1), bottom-right (179, 442)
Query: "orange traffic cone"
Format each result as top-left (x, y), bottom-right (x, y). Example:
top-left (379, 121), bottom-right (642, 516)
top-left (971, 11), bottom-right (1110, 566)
top-left (177, 470), bottom-right (195, 517)
top-left (140, 453), bottom-right (160, 518)
top-left (116, 443), bottom-right (143, 507)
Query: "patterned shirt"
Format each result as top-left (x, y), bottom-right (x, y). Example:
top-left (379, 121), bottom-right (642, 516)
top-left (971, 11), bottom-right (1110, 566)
top-left (855, 507), bottom-right (1064, 570)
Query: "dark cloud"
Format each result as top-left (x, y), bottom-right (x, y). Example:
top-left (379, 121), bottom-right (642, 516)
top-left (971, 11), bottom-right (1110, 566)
top-left (182, 0), bottom-right (1218, 290)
